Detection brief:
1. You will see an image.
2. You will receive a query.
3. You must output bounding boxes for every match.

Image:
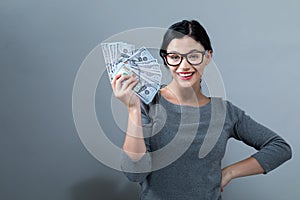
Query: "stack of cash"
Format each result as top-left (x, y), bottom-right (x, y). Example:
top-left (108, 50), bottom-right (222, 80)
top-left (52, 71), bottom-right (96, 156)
top-left (101, 42), bottom-right (162, 104)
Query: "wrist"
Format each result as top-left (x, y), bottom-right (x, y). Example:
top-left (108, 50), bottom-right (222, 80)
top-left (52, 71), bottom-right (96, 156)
top-left (128, 103), bottom-right (141, 113)
top-left (223, 166), bottom-right (235, 180)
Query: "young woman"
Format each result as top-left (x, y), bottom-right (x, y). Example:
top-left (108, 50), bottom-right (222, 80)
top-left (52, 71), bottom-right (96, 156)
top-left (111, 20), bottom-right (292, 200)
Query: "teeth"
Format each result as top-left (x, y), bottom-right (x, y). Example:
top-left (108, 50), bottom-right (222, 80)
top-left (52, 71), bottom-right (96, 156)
top-left (179, 73), bottom-right (193, 77)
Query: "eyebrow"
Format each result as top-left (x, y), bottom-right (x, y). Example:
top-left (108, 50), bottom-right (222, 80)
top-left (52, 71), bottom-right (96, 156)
top-left (167, 49), bottom-right (203, 54)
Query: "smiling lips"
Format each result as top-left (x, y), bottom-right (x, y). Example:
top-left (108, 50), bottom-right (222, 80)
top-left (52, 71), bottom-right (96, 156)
top-left (177, 72), bottom-right (195, 80)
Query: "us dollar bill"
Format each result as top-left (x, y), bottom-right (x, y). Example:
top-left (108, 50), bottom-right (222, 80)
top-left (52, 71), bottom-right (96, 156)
top-left (101, 43), bottom-right (162, 104)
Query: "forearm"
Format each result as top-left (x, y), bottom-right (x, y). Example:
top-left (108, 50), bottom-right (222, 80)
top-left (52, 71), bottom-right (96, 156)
top-left (222, 156), bottom-right (264, 189)
top-left (123, 105), bottom-right (147, 160)
top-left (223, 157), bottom-right (264, 178)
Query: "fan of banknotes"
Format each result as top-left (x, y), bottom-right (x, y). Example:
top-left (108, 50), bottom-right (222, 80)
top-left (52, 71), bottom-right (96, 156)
top-left (101, 42), bottom-right (162, 104)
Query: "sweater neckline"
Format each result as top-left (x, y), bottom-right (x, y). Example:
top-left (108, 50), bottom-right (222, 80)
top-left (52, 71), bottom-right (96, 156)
top-left (157, 90), bottom-right (212, 110)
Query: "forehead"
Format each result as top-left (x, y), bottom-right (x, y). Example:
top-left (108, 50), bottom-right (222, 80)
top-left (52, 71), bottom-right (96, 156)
top-left (167, 36), bottom-right (204, 53)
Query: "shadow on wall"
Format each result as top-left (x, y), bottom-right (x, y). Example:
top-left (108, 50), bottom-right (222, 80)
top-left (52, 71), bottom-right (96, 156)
top-left (70, 176), bottom-right (140, 200)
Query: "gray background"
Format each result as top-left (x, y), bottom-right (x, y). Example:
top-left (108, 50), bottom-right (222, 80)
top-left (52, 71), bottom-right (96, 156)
top-left (0, 0), bottom-right (299, 199)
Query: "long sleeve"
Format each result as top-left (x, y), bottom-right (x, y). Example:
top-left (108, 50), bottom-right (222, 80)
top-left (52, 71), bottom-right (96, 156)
top-left (120, 102), bottom-right (152, 182)
top-left (228, 101), bottom-right (292, 174)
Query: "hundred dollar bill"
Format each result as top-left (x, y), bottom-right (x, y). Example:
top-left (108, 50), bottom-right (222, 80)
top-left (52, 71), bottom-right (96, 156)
top-left (101, 42), bottom-right (135, 81)
top-left (117, 42), bottom-right (135, 57)
top-left (126, 47), bottom-right (155, 63)
top-left (101, 43), bottom-right (162, 104)
top-left (112, 62), bottom-right (158, 104)
top-left (133, 80), bottom-right (160, 104)
top-left (130, 67), bottom-right (161, 84)
top-left (101, 43), bottom-right (114, 80)
top-left (112, 62), bottom-right (139, 80)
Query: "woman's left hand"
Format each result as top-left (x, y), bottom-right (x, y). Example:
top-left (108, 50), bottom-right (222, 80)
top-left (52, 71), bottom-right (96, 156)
top-left (220, 157), bottom-right (265, 192)
top-left (220, 167), bottom-right (234, 192)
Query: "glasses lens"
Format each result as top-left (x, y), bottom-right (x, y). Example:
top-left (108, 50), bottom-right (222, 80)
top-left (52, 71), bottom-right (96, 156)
top-left (166, 53), bottom-right (182, 66)
top-left (187, 52), bottom-right (203, 65)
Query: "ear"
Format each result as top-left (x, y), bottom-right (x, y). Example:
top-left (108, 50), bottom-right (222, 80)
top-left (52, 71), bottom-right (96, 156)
top-left (204, 50), bottom-right (213, 65)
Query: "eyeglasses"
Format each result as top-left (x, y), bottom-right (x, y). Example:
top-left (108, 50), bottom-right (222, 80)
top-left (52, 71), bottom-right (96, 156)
top-left (163, 50), bottom-right (207, 66)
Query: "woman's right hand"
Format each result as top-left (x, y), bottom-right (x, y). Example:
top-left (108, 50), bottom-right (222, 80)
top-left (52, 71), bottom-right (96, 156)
top-left (111, 74), bottom-right (140, 109)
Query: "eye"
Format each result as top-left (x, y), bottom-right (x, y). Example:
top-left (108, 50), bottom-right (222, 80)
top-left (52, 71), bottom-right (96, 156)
top-left (188, 53), bottom-right (200, 60)
top-left (168, 54), bottom-right (181, 61)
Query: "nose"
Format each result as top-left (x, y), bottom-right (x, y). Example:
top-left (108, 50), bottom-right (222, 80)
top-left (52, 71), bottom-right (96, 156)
top-left (178, 57), bottom-right (192, 70)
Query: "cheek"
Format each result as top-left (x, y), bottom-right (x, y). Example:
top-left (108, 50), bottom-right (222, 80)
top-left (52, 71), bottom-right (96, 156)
top-left (168, 67), bottom-right (177, 74)
top-left (194, 65), bottom-right (206, 75)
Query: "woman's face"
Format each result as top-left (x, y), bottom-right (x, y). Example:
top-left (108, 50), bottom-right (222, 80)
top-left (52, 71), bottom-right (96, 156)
top-left (165, 36), bottom-right (211, 89)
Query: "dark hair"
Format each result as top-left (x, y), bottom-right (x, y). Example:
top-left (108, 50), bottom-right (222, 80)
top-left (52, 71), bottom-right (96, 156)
top-left (159, 20), bottom-right (213, 65)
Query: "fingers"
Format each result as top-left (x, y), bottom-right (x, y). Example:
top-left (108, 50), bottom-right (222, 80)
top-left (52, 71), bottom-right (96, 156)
top-left (126, 78), bottom-right (138, 91)
top-left (112, 74), bottom-right (138, 94)
top-left (111, 74), bottom-right (139, 107)
top-left (220, 168), bottom-right (233, 192)
top-left (122, 76), bottom-right (138, 91)
top-left (111, 74), bottom-right (121, 90)
top-left (115, 75), bottom-right (130, 91)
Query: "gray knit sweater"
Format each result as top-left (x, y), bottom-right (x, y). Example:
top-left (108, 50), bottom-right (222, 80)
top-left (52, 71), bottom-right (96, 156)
top-left (121, 93), bottom-right (292, 200)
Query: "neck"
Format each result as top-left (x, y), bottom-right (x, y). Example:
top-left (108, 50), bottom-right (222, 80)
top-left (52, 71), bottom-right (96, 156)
top-left (166, 81), bottom-right (206, 105)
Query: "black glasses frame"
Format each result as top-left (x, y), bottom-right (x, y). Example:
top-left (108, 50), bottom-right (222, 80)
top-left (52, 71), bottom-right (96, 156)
top-left (162, 50), bottom-right (207, 66)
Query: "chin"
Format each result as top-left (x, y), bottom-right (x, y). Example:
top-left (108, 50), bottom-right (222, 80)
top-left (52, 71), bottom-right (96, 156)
top-left (175, 76), bottom-right (201, 88)
top-left (175, 79), bottom-right (200, 89)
